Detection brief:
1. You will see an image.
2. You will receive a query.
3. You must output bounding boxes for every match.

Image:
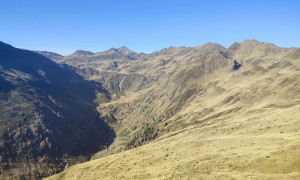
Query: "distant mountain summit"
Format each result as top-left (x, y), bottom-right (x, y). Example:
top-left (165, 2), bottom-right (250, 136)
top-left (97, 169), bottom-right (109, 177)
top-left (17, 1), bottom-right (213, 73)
top-left (36, 51), bottom-right (64, 62)
top-left (117, 46), bottom-right (132, 54)
top-left (64, 46), bottom-right (142, 62)
top-left (70, 50), bottom-right (94, 56)
top-left (194, 42), bottom-right (226, 52)
top-left (228, 39), bottom-right (284, 59)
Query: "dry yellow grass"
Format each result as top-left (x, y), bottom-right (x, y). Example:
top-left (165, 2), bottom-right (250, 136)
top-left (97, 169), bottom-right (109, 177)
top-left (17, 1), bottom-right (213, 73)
top-left (46, 99), bottom-right (300, 179)
top-left (46, 40), bottom-right (300, 179)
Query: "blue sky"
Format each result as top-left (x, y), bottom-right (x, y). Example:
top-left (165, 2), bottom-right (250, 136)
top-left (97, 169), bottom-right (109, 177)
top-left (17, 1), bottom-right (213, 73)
top-left (1, 0), bottom-right (299, 55)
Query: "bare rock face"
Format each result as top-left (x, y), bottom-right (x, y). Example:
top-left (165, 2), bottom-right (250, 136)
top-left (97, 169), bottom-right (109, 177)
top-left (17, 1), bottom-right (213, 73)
top-left (232, 60), bottom-right (242, 71)
top-left (106, 61), bottom-right (118, 70)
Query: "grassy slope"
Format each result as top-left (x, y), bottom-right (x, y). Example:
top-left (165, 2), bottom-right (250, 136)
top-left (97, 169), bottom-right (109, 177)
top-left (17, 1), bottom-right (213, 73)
top-left (46, 98), bottom-right (300, 179)
top-left (46, 41), bottom-right (300, 179)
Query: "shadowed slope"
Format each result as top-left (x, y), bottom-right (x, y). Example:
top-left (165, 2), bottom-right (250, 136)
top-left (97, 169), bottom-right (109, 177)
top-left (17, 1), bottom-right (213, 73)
top-left (0, 41), bottom-right (114, 179)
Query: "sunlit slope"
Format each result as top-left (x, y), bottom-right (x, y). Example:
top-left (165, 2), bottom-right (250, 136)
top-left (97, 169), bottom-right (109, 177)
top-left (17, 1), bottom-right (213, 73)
top-left (46, 41), bottom-right (300, 179)
top-left (91, 41), bottom-right (300, 157)
top-left (46, 97), bottom-right (300, 179)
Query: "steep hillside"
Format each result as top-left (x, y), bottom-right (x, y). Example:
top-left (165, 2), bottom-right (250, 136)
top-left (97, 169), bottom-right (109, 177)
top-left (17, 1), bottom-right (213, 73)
top-left (46, 40), bottom-right (300, 179)
top-left (0, 42), bottom-right (113, 179)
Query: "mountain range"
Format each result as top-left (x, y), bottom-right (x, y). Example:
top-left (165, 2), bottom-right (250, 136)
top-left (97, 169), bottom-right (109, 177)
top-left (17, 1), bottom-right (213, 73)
top-left (0, 40), bottom-right (300, 179)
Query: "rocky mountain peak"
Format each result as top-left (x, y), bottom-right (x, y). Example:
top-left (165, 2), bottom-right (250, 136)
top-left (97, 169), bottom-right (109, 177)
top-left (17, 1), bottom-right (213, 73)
top-left (117, 46), bottom-right (132, 54)
top-left (229, 39), bottom-right (279, 50)
top-left (228, 39), bottom-right (283, 58)
top-left (104, 46), bottom-right (133, 55)
top-left (71, 50), bottom-right (94, 56)
top-left (194, 42), bottom-right (226, 53)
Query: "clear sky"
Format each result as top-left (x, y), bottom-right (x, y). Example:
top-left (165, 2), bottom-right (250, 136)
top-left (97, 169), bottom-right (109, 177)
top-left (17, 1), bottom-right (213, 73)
top-left (1, 0), bottom-right (299, 55)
